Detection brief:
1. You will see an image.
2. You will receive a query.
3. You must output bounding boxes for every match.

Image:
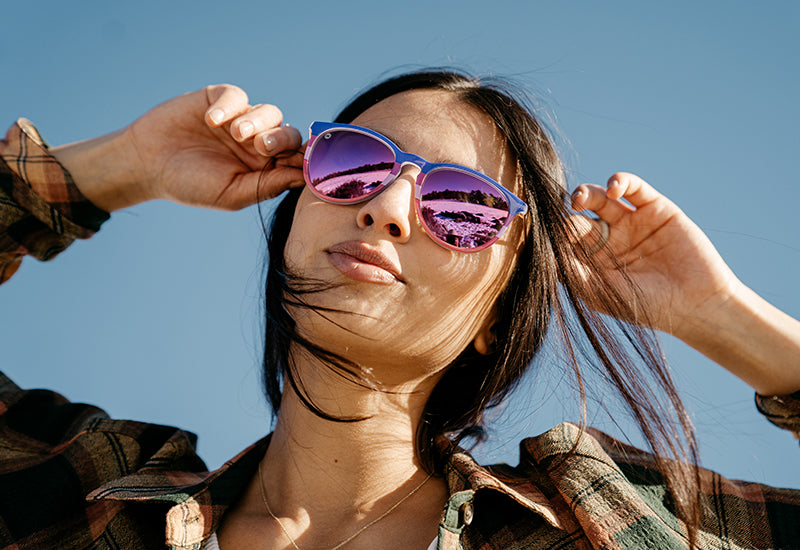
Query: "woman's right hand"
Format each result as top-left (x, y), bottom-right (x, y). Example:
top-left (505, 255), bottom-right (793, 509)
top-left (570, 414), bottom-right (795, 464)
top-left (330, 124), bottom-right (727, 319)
top-left (51, 84), bottom-right (304, 212)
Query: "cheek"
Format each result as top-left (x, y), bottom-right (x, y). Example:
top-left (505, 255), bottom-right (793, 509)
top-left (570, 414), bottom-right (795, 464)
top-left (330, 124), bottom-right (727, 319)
top-left (284, 190), bottom-right (344, 271)
top-left (400, 248), bottom-right (516, 364)
top-left (284, 189), bottom-right (314, 264)
top-left (423, 230), bottom-right (519, 316)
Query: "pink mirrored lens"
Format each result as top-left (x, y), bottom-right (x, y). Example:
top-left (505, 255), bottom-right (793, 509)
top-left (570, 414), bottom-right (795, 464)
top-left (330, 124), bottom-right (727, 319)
top-left (419, 169), bottom-right (510, 249)
top-left (308, 130), bottom-right (394, 200)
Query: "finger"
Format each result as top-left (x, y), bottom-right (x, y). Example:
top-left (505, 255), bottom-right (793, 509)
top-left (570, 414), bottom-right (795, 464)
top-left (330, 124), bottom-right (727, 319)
top-left (567, 214), bottom-right (594, 240)
top-left (253, 124), bottom-right (303, 157)
top-left (229, 103), bottom-right (284, 141)
top-left (571, 183), bottom-right (634, 224)
top-left (204, 84), bottom-right (251, 127)
top-left (277, 150), bottom-right (305, 171)
top-left (223, 166), bottom-right (305, 210)
top-left (565, 216), bottom-right (615, 286)
top-left (606, 172), bottom-right (662, 207)
top-left (567, 214), bottom-right (612, 256)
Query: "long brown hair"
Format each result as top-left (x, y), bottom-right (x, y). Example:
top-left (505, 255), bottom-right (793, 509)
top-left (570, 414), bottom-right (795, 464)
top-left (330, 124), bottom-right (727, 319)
top-left (260, 69), bottom-right (701, 543)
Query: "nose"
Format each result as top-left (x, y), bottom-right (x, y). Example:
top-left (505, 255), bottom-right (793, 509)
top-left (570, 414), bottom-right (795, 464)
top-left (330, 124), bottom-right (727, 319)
top-left (356, 167), bottom-right (417, 242)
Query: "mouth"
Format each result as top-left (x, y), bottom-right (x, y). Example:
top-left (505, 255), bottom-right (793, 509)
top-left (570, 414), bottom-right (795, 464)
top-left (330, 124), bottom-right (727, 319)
top-left (326, 241), bottom-right (405, 285)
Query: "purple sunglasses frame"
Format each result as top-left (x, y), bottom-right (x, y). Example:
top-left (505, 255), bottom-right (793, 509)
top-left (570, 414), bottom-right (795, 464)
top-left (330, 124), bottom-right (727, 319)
top-left (302, 121), bottom-right (529, 252)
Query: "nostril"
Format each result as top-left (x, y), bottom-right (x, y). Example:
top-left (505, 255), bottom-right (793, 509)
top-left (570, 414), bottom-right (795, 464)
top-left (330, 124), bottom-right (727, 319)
top-left (364, 214), bottom-right (374, 226)
top-left (388, 223), bottom-right (401, 237)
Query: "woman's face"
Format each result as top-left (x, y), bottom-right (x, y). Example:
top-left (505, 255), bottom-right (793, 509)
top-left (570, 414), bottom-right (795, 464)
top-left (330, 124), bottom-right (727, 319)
top-left (284, 90), bottom-right (524, 384)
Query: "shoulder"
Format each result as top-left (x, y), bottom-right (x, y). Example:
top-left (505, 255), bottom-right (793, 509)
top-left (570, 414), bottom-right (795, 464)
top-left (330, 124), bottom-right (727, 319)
top-left (0, 370), bottom-right (207, 548)
top-left (0, 369), bottom-right (205, 478)
top-left (511, 423), bottom-right (800, 548)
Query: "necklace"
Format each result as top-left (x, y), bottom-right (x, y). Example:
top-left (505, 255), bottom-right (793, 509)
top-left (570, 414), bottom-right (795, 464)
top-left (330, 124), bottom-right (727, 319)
top-left (258, 460), bottom-right (432, 550)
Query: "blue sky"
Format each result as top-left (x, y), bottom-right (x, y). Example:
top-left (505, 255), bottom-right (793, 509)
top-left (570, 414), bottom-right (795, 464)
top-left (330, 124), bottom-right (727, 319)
top-left (2, 1), bottom-right (799, 489)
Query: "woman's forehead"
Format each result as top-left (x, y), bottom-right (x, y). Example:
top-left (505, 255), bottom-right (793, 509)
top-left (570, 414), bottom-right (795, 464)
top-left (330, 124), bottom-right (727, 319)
top-left (349, 90), bottom-right (515, 186)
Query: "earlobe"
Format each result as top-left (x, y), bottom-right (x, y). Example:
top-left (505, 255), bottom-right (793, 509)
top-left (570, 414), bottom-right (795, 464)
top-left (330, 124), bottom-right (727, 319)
top-left (473, 322), bottom-right (497, 356)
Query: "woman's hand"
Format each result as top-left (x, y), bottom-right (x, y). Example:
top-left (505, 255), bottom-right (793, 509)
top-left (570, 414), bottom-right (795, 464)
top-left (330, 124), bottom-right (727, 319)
top-left (570, 172), bottom-right (737, 334)
top-left (51, 84), bottom-right (304, 212)
top-left (571, 172), bottom-right (800, 396)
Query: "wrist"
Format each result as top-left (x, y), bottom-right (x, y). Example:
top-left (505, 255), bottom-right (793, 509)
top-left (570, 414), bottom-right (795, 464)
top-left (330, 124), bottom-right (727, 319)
top-left (673, 279), bottom-right (800, 396)
top-left (51, 127), bottom-right (149, 212)
top-left (667, 270), bottom-right (743, 343)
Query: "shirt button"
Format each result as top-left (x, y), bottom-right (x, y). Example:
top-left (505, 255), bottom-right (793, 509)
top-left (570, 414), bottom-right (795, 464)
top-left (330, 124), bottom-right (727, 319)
top-left (460, 501), bottom-right (474, 526)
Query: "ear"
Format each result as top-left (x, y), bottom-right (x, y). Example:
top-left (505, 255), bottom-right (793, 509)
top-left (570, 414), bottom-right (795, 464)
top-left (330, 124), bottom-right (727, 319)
top-left (472, 310), bottom-right (499, 356)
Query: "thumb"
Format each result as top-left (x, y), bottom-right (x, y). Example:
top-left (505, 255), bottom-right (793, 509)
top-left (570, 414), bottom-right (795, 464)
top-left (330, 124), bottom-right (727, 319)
top-left (221, 163), bottom-right (304, 209)
top-left (568, 214), bottom-right (610, 254)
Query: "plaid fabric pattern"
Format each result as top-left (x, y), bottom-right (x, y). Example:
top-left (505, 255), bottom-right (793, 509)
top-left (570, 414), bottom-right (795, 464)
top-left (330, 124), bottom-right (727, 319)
top-left (0, 118), bottom-right (109, 283)
top-left (2, 371), bottom-right (800, 550)
top-left (2, 120), bottom-right (800, 549)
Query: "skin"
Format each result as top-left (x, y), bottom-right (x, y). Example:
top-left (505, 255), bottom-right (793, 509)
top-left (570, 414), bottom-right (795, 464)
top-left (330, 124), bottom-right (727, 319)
top-left (219, 91), bottom-right (525, 549)
top-left (45, 83), bottom-right (800, 549)
top-left (284, 90), bottom-right (522, 385)
top-left (52, 85), bottom-right (306, 212)
top-left (571, 176), bottom-right (800, 396)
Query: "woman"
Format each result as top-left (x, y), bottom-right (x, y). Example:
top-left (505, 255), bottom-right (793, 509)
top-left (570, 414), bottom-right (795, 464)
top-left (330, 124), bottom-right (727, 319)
top-left (1, 70), bottom-right (799, 550)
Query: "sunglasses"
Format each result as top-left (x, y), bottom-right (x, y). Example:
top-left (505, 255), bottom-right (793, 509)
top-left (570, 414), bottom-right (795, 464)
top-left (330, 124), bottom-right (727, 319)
top-left (302, 121), bottom-right (528, 252)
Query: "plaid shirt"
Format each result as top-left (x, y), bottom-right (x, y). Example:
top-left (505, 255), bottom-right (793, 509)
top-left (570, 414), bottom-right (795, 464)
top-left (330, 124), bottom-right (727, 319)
top-left (2, 119), bottom-right (800, 549)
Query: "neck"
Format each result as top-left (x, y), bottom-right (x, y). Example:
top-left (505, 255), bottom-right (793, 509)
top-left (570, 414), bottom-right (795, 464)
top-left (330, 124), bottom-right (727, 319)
top-left (238, 353), bottom-right (448, 549)
top-left (265, 359), bottom-right (438, 510)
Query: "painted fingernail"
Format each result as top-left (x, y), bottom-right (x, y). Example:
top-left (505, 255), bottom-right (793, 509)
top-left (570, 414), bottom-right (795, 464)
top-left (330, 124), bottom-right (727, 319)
top-left (209, 109), bottom-right (225, 125)
top-left (238, 121), bottom-right (254, 139)
top-left (264, 135), bottom-right (276, 152)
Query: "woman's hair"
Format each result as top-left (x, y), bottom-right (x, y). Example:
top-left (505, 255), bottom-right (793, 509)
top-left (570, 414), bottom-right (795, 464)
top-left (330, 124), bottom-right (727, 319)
top-left (260, 69), bottom-right (701, 542)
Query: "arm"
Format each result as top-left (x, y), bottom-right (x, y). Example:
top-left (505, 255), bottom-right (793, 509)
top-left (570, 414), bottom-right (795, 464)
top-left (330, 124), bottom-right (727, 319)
top-left (51, 85), bottom-right (304, 213)
top-left (571, 172), bottom-right (800, 397)
top-left (0, 119), bottom-right (109, 283)
top-left (0, 84), bottom-right (304, 282)
top-left (674, 279), bottom-right (800, 397)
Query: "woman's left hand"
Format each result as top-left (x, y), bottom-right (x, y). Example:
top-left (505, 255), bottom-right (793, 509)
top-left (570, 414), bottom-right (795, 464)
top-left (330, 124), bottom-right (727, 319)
top-left (570, 172), bottom-right (737, 335)
top-left (571, 172), bottom-right (800, 396)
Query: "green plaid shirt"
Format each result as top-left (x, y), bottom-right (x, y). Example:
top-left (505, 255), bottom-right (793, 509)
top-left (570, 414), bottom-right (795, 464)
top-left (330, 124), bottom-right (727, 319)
top-left (2, 119), bottom-right (800, 549)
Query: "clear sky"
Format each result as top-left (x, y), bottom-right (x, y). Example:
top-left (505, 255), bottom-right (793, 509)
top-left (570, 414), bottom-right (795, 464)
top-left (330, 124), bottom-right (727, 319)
top-left (2, 1), bottom-right (799, 489)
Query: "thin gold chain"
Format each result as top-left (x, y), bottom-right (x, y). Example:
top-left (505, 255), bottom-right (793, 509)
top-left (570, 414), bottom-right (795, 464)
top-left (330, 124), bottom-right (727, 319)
top-left (258, 460), bottom-right (432, 550)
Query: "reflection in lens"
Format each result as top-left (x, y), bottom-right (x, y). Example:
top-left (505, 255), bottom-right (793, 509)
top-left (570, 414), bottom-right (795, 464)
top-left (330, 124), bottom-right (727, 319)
top-left (308, 130), bottom-right (394, 200)
top-left (420, 169), bottom-right (509, 249)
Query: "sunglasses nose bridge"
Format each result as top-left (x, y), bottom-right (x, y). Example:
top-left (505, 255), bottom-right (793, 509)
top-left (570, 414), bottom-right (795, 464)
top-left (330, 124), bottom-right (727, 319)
top-left (395, 150), bottom-right (430, 185)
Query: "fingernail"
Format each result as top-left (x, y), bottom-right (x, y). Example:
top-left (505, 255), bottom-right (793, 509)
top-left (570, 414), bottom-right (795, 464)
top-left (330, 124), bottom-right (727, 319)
top-left (264, 135), bottom-right (276, 152)
top-left (238, 121), bottom-right (254, 138)
top-left (571, 187), bottom-right (584, 199)
top-left (209, 109), bottom-right (224, 125)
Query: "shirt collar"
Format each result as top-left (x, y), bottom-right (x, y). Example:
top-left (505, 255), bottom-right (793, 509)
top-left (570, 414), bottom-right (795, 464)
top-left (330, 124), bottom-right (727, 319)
top-left (87, 429), bottom-right (574, 548)
top-left (439, 436), bottom-right (566, 530)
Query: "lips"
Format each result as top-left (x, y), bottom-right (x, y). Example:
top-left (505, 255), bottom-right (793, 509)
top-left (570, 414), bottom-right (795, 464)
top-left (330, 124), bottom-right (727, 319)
top-left (327, 241), bottom-right (405, 285)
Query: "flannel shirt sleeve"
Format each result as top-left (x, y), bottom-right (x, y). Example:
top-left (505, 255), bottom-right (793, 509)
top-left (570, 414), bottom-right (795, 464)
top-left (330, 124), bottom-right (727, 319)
top-left (0, 118), bottom-right (109, 284)
top-left (756, 390), bottom-right (800, 438)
